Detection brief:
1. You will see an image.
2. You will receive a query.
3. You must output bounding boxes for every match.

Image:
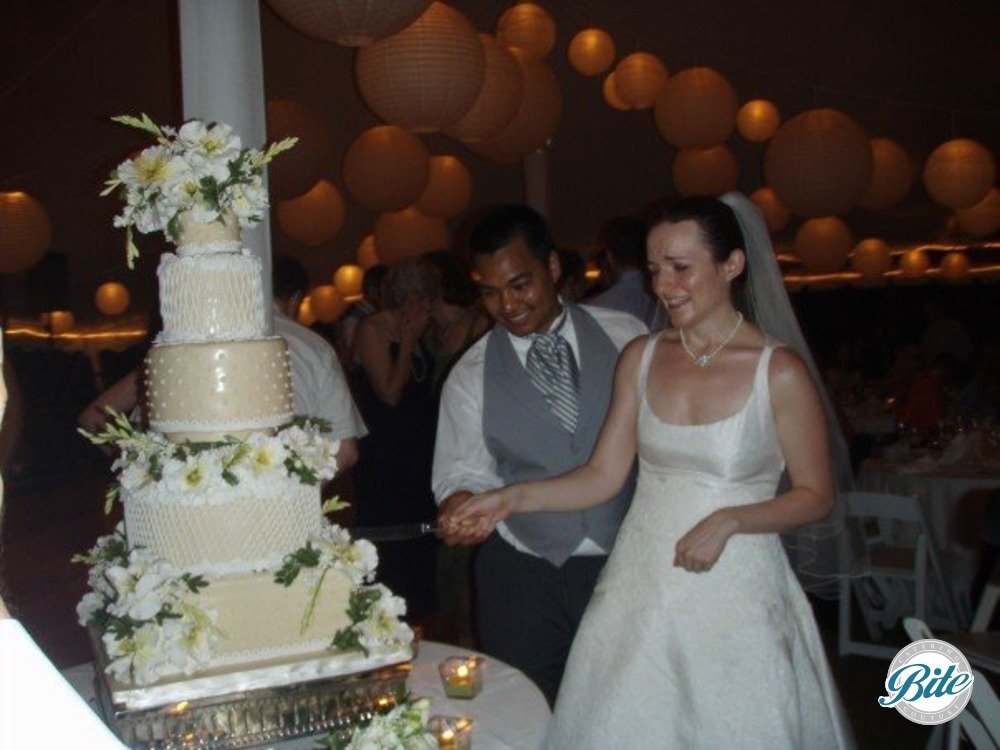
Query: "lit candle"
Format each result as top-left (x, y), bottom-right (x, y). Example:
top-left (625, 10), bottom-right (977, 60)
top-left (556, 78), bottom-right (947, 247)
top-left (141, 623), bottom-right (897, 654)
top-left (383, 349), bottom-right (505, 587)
top-left (429, 715), bottom-right (474, 750)
top-left (438, 656), bottom-right (485, 699)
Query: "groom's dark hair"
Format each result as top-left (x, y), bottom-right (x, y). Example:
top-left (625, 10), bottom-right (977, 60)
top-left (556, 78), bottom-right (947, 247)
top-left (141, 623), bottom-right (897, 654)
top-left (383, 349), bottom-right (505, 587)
top-left (467, 204), bottom-right (555, 264)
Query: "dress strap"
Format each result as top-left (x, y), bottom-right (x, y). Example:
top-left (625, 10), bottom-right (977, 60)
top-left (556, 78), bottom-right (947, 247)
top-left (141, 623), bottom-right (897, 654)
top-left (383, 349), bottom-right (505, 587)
top-left (635, 332), bottom-right (663, 406)
top-left (751, 338), bottom-right (776, 410)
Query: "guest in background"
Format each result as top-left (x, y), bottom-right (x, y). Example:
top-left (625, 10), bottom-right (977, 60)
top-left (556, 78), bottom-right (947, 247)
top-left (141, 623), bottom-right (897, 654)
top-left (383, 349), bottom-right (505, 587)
top-left (338, 264), bottom-right (389, 365)
top-left (273, 255), bottom-right (367, 471)
top-left (920, 297), bottom-right (973, 366)
top-left (961, 336), bottom-right (1000, 419)
top-left (351, 258), bottom-right (441, 624)
top-left (588, 215), bottom-right (658, 329)
top-left (556, 247), bottom-right (590, 303)
top-left (425, 251), bottom-right (491, 389)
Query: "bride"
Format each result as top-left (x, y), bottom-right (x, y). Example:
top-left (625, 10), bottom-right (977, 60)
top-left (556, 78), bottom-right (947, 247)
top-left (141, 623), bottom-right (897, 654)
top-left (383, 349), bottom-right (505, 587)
top-left (443, 194), bottom-right (856, 748)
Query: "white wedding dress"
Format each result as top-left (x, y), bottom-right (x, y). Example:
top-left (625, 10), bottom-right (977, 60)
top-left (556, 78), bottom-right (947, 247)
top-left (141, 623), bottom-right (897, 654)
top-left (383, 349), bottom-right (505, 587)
top-left (549, 335), bottom-right (855, 749)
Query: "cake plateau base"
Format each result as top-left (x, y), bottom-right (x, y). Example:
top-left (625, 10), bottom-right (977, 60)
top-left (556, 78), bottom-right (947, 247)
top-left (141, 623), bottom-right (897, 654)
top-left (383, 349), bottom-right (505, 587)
top-left (92, 660), bottom-right (412, 749)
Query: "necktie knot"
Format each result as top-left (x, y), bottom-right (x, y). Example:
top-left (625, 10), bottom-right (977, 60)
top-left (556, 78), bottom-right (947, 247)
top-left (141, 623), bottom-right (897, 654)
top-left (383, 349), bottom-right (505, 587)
top-left (526, 331), bottom-right (579, 432)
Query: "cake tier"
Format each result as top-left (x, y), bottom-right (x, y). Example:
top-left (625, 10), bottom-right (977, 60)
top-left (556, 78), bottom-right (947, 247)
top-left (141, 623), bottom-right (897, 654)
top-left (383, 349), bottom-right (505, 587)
top-left (124, 479), bottom-right (322, 571)
top-left (157, 250), bottom-right (266, 343)
top-left (145, 338), bottom-right (294, 442)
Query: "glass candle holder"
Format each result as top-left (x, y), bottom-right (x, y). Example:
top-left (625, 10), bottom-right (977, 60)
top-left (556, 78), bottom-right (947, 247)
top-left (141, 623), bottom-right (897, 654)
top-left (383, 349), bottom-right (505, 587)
top-left (428, 715), bottom-right (474, 749)
top-left (437, 655), bottom-right (485, 699)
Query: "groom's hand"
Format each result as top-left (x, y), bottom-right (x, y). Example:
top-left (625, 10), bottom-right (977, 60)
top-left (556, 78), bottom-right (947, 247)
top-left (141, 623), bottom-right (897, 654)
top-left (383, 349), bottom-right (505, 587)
top-left (438, 491), bottom-right (493, 546)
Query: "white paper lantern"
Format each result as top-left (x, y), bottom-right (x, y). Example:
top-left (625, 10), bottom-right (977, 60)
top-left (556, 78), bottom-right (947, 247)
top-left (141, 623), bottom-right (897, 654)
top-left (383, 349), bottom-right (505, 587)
top-left (333, 264), bottom-right (365, 299)
top-left (955, 187), bottom-right (1000, 238)
top-left (374, 208), bottom-right (449, 262)
top-left (672, 145), bottom-right (739, 197)
top-left (95, 282), bottom-right (130, 316)
top-left (764, 109), bottom-right (873, 218)
top-left (654, 67), bottom-right (739, 149)
top-left (793, 217), bottom-right (853, 273)
top-left (496, 3), bottom-right (556, 58)
top-left (923, 138), bottom-right (996, 209)
top-left (736, 99), bottom-right (781, 143)
top-left (311, 284), bottom-right (348, 322)
top-left (940, 252), bottom-right (971, 282)
top-left (342, 126), bottom-right (430, 211)
top-left (277, 180), bottom-right (346, 245)
top-left (357, 234), bottom-right (381, 268)
top-left (899, 248), bottom-right (930, 279)
top-left (568, 28), bottom-right (615, 76)
top-left (851, 238), bottom-right (892, 280)
top-left (859, 138), bottom-right (916, 211)
top-left (415, 156), bottom-right (473, 218)
top-left (265, 100), bottom-right (336, 200)
top-left (613, 52), bottom-right (668, 110)
top-left (266, 0), bottom-right (428, 46)
top-left (355, 2), bottom-right (485, 132)
top-left (444, 34), bottom-right (524, 144)
top-left (0, 191), bottom-right (51, 273)
top-left (602, 72), bottom-right (630, 111)
top-left (750, 188), bottom-right (791, 233)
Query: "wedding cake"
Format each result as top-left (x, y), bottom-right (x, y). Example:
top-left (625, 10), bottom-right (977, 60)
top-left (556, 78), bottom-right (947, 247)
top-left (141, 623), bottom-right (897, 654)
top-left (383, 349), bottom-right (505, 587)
top-left (76, 116), bottom-right (412, 717)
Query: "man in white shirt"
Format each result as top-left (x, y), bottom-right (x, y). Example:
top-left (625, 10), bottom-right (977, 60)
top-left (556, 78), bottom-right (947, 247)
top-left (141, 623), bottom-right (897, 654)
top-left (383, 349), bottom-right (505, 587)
top-left (434, 205), bottom-right (646, 704)
top-left (589, 214), bottom-right (660, 329)
top-left (273, 255), bottom-right (367, 471)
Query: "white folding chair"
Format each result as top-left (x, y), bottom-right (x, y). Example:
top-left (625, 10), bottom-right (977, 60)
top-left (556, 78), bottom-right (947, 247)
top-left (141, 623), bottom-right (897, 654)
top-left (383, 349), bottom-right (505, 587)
top-left (904, 617), bottom-right (1000, 750)
top-left (944, 563), bottom-right (1000, 676)
top-left (839, 491), bottom-right (968, 659)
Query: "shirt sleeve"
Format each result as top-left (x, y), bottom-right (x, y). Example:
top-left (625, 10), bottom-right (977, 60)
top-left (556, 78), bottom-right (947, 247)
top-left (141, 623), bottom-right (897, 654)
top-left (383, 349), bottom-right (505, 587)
top-left (320, 349), bottom-right (368, 441)
top-left (431, 350), bottom-right (502, 503)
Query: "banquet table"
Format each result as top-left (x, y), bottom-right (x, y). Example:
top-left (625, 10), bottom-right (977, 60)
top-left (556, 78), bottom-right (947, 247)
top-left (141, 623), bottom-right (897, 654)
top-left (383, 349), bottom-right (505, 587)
top-left (62, 640), bottom-right (550, 750)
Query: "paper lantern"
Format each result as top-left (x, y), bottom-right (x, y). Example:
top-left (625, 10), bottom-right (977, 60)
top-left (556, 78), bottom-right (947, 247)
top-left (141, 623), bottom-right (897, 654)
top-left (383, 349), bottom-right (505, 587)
top-left (750, 188), bottom-right (791, 233)
top-left (654, 67), bottom-right (738, 149)
top-left (793, 217), bottom-right (853, 273)
top-left (0, 191), bottom-right (51, 273)
top-left (923, 139), bottom-right (996, 209)
top-left (415, 156), bottom-right (473, 218)
top-left (95, 282), bottom-right (130, 316)
top-left (333, 264), bottom-right (364, 299)
top-left (265, 100), bottom-right (336, 200)
top-left (444, 34), bottom-right (523, 144)
top-left (342, 126), bottom-right (430, 211)
top-left (310, 284), bottom-right (348, 323)
top-left (859, 138), bottom-right (916, 211)
top-left (472, 48), bottom-right (562, 163)
top-left (298, 295), bottom-right (317, 326)
top-left (940, 252), bottom-right (971, 282)
top-left (736, 100), bottom-right (781, 143)
top-left (48, 310), bottom-right (75, 335)
top-left (355, 2), bottom-right (485, 132)
top-left (357, 234), bottom-right (381, 268)
top-left (899, 248), bottom-right (930, 279)
top-left (764, 109), bottom-right (873, 218)
top-left (276, 180), bottom-right (346, 245)
top-left (613, 53), bottom-right (668, 110)
top-left (568, 28), bottom-right (615, 76)
top-left (602, 72), bottom-right (630, 111)
top-left (956, 187), bottom-right (1000, 238)
top-left (851, 238), bottom-right (892, 280)
top-left (496, 2), bottom-right (556, 58)
top-left (265, 0), bottom-right (428, 46)
top-left (672, 145), bottom-right (739, 197)
top-left (374, 208), bottom-right (449, 263)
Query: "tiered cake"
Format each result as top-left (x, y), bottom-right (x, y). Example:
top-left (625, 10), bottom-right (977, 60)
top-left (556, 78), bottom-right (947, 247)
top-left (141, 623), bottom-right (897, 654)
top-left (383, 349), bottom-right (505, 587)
top-left (77, 118), bottom-right (412, 732)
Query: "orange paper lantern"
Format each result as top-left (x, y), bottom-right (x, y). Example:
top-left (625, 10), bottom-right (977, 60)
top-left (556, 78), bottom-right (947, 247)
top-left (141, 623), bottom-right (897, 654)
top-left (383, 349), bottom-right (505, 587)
top-left (357, 234), bottom-right (381, 268)
top-left (277, 180), bottom-right (346, 245)
top-left (355, 2), bottom-right (485, 132)
top-left (613, 52), bottom-right (668, 110)
top-left (672, 145), bottom-right (739, 197)
top-left (940, 252), bottom-right (971, 282)
top-left (654, 67), bottom-right (738, 149)
top-left (923, 138), bottom-right (996, 209)
top-left (265, 0), bottom-right (428, 46)
top-left (0, 191), bottom-right (52, 273)
top-left (764, 109), bottom-right (873, 218)
top-left (736, 99), bottom-right (781, 143)
top-left (496, 2), bottom-right (556, 58)
top-left (297, 295), bottom-right (317, 326)
top-left (602, 72), bottom-right (630, 111)
top-left (955, 187), bottom-right (1000, 238)
top-left (265, 100), bottom-right (336, 200)
top-left (899, 248), bottom-right (930, 279)
top-left (415, 155), bottom-right (473, 218)
top-left (851, 238), bottom-right (893, 280)
top-left (374, 208), bottom-right (449, 263)
top-left (310, 284), bottom-right (348, 322)
top-left (342, 126), bottom-right (430, 211)
top-left (568, 28), bottom-right (615, 76)
top-left (95, 282), bottom-right (130, 316)
top-left (793, 217), bottom-right (853, 273)
top-left (333, 264), bottom-right (365, 299)
top-left (444, 34), bottom-right (524, 144)
top-left (750, 188), bottom-right (791, 233)
top-left (48, 310), bottom-right (75, 334)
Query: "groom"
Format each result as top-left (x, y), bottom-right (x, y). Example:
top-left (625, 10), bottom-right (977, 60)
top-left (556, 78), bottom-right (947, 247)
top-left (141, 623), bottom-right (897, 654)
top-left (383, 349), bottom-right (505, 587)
top-left (434, 204), bottom-right (646, 704)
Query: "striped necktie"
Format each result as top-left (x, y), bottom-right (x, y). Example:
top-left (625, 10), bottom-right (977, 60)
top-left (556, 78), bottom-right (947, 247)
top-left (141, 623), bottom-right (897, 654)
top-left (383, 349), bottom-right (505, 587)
top-left (526, 327), bottom-right (580, 433)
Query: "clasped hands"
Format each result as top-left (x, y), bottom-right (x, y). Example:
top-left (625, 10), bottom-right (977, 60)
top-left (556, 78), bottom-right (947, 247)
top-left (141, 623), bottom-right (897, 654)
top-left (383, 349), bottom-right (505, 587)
top-left (437, 489), bottom-right (513, 545)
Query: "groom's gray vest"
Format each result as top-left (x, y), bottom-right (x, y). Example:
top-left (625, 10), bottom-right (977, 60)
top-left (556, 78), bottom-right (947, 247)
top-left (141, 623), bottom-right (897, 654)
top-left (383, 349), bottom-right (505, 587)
top-left (482, 305), bottom-right (635, 567)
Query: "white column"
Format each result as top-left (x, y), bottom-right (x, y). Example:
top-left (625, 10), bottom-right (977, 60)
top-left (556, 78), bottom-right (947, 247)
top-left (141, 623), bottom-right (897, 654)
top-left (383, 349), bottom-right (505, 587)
top-left (178, 0), bottom-right (273, 327)
top-left (523, 147), bottom-right (550, 217)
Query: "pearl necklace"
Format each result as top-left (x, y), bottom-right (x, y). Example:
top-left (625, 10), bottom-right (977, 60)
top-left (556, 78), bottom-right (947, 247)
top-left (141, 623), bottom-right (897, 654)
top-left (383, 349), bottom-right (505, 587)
top-left (679, 312), bottom-right (744, 367)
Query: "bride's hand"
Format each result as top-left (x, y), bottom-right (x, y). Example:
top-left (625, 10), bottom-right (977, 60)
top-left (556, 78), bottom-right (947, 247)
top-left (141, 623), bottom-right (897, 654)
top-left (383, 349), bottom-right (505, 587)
top-left (443, 487), bottom-right (517, 538)
top-left (673, 510), bottom-right (739, 573)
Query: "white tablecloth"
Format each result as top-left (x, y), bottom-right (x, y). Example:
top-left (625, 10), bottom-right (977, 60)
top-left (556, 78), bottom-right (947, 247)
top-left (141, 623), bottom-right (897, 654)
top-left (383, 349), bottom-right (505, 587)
top-left (62, 640), bottom-right (550, 750)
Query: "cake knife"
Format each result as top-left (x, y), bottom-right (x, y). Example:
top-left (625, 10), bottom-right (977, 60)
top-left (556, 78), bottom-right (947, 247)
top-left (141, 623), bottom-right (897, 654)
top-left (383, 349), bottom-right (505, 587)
top-left (351, 522), bottom-right (440, 542)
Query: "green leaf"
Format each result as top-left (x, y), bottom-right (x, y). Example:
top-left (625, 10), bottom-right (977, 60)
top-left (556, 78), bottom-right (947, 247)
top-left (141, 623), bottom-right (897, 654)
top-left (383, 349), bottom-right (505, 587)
top-left (111, 113), bottom-right (163, 139)
top-left (321, 496), bottom-right (349, 515)
top-left (274, 542), bottom-right (322, 587)
top-left (104, 484), bottom-right (120, 515)
top-left (125, 226), bottom-right (139, 269)
top-left (181, 573), bottom-right (208, 593)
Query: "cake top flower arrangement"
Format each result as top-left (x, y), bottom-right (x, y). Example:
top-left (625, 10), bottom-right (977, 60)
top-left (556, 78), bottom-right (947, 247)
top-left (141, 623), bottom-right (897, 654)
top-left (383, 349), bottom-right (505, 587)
top-left (102, 113), bottom-right (297, 267)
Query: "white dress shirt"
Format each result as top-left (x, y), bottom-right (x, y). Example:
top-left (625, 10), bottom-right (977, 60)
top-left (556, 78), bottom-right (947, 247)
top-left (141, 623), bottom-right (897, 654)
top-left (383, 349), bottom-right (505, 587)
top-left (433, 304), bottom-right (647, 557)
top-left (273, 308), bottom-right (367, 442)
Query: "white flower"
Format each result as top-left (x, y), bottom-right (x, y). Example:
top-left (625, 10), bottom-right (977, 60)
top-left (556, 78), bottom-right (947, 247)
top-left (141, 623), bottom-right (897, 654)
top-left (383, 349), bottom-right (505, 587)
top-left (245, 432), bottom-right (289, 476)
top-left (77, 591), bottom-right (106, 625)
